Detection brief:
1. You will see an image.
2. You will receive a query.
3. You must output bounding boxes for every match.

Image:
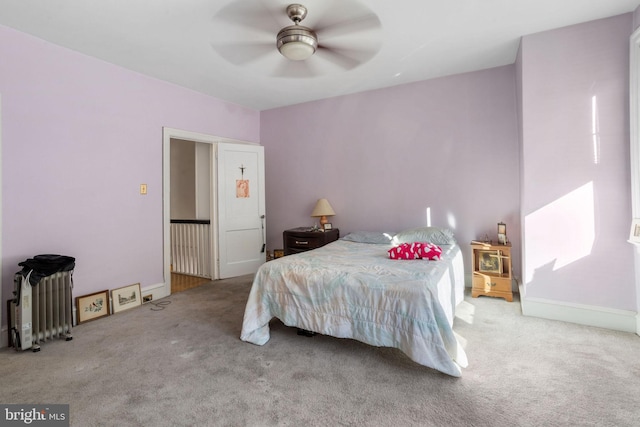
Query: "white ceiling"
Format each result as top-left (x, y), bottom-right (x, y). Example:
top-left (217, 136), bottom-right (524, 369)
top-left (1, 0), bottom-right (639, 111)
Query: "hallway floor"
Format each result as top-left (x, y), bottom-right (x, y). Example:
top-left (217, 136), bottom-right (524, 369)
top-left (170, 273), bottom-right (211, 294)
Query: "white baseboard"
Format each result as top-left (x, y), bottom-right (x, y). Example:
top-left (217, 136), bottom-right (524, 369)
top-left (140, 282), bottom-right (169, 303)
top-left (518, 284), bottom-right (637, 333)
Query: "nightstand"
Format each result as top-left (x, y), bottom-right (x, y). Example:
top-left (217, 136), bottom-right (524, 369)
top-left (471, 241), bottom-right (513, 302)
top-left (283, 228), bottom-right (340, 255)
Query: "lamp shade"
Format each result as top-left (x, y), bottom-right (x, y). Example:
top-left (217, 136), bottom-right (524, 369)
top-left (311, 198), bottom-right (335, 217)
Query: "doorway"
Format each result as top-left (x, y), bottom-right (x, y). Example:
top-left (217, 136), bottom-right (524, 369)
top-left (169, 138), bottom-right (213, 294)
top-left (161, 127), bottom-right (265, 300)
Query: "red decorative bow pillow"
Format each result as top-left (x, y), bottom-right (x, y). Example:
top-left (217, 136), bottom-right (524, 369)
top-left (388, 242), bottom-right (442, 260)
top-left (415, 242), bottom-right (443, 260)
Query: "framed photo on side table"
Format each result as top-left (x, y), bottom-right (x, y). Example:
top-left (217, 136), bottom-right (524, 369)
top-left (497, 222), bottom-right (507, 245)
top-left (111, 283), bottom-right (142, 313)
top-left (323, 223), bottom-right (333, 231)
top-left (478, 250), bottom-right (503, 274)
top-left (76, 290), bottom-right (110, 324)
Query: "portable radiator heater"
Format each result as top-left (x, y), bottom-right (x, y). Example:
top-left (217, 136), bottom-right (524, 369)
top-left (10, 255), bottom-right (75, 352)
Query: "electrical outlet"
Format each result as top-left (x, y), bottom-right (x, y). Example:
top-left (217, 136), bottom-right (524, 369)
top-left (142, 294), bottom-right (153, 303)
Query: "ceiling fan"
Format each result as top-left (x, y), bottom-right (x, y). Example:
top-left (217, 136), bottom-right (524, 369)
top-left (276, 4), bottom-right (318, 61)
top-left (211, 0), bottom-right (383, 78)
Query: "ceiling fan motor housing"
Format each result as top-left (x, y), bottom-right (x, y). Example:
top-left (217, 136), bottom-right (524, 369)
top-left (277, 25), bottom-right (318, 60)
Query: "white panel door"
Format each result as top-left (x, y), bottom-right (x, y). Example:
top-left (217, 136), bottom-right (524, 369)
top-left (217, 143), bottom-right (266, 278)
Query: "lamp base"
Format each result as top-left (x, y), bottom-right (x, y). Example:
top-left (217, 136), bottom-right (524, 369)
top-left (319, 216), bottom-right (328, 227)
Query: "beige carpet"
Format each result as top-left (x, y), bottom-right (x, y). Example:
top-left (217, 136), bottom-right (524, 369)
top-left (1, 274), bottom-right (639, 426)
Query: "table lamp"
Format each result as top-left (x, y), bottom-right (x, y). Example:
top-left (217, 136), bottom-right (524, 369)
top-left (311, 198), bottom-right (335, 228)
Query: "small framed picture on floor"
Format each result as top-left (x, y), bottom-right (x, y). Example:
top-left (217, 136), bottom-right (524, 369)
top-left (111, 283), bottom-right (142, 313)
top-left (76, 290), bottom-right (111, 324)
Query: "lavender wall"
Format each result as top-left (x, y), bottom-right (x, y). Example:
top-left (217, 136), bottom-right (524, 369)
top-left (261, 66), bottom-right (521, 278)
top-left (0, 25), bottom-right (260, 323)
top-left (3, 9), bottom-right (634, 333)
top-left (519, 14), bottom-right (635, 310)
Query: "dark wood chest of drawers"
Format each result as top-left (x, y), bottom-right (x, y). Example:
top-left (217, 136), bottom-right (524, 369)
top-left (283, 228), bottom-right (340, 255)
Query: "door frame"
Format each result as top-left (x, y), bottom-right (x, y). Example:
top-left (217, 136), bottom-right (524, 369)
top-left (162, 127), bottom-right (258, 298)
top-left (629, 28), bottom-right (640, 337)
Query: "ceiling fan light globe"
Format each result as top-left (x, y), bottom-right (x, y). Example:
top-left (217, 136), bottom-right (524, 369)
top-left (279, 41), bottom-right (315, 60)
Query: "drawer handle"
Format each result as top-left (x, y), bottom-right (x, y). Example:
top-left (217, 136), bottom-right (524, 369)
top-left (295, 240), bottom-right (309, 245)
top-left (489, 282), bottom-right (497, 287)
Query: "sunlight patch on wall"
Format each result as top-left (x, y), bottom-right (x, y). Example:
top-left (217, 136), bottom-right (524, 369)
top-left (524, 182), bottom-right (595, 284)
top-left (425, 207), bottom-right (457, 229)
top-left (592, 95), bottom-right (601, 164)
top-left (447, 212), bottom-right (456, 229)
top-left (426, 206), bottom-right (457, 229)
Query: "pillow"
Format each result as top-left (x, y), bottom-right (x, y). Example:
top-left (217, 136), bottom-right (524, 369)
top-left (342, 231), bottom-right (395, 244)
top-left (388, 243), bottom-right (419, 260)
top-left (388, 242), bottom-right (443, 260)
top-left (392, 227), bottom-right (456, 245)
top-left (415, 242), bottom-right (443, 260)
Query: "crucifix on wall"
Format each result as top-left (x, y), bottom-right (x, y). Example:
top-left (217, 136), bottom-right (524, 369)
top-left (236, 164), bottom-right (250, 198)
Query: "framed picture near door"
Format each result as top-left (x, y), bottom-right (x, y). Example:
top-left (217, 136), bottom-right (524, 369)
top-left (111, 283), bottom-right (142, 313)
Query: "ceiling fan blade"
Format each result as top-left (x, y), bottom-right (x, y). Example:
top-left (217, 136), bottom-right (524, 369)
top-left (315, 47), bottom-right (359, 70)
top-left (210, 41), bottom-right (273, 66)
top-left (316, 44), bottom-right (378, 70)
top-left (213, 0), bottom-right (284, 38)
top-left (315, 13), bottom-right (382, 41)
top-left (271, 58), bottom-right (320, 79)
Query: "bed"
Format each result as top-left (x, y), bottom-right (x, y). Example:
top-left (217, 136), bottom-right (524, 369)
top-left (240, 227), bottom-right (468, 377)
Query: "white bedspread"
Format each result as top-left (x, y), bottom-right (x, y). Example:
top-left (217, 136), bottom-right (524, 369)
top-left (240, 239), bottom-right (468, 376)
